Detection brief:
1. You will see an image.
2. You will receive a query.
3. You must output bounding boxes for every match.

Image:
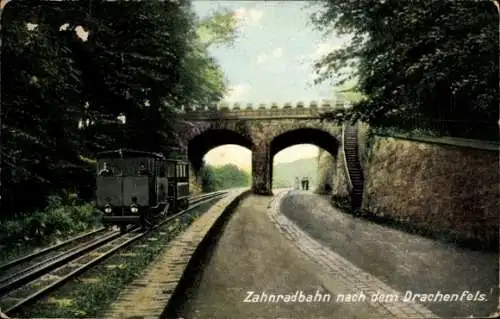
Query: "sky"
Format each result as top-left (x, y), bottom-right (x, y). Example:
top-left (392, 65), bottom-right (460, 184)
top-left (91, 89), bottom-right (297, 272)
top-left (193, 0), bottom-right (351, 104)
top-left (193, 1), bottom-right (349, 170)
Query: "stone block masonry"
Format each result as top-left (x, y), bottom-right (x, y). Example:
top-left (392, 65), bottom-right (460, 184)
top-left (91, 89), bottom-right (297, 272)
top-left (178, 100), bottom-right (498, 249)
top-left (177, 108), bottom-right (344, 195)
top-left (362, 135), bottom-right (499, 249)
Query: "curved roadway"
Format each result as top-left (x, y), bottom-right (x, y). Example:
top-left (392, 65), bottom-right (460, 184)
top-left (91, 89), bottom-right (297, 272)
top-left (168, 190), bottom-right (498, 319)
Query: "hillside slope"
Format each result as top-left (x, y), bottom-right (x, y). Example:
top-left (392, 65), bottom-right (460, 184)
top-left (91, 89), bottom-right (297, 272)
top-left (273, 157), bottom-right (317, 188)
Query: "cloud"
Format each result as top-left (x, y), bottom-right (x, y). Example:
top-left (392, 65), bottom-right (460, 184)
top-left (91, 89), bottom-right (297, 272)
top-left (295, 41), bottom-right (344, 82)
top-left (256, 47), bottom-right (283, 64)
top-left (233, 7), bottom-right (264, 27)
top-left (257, 54), bottom-right (268, 64)
top-left (296, 40), bottom-right (345, 69)
top-left (272, 48), bottom-right (283, 58)
top-left (204, 145), bottom-right (252, 172)
top-left (224, 84), bottom-right (250, 102)
top-left (312, 42), bottom-right (341, 61)
top-left (305, 39), bottom-right (358, 85)
top-left (274, 145), bottom-right (319, 164)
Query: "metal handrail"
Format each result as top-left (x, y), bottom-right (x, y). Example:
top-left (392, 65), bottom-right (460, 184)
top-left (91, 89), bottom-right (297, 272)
top-left (341, 123), bottom-right (354, 192)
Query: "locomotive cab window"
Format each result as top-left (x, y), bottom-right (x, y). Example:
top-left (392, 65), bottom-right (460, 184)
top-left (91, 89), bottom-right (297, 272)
top-left (167, 162), bottom-right (176, 177)
top-left (135, 159), bottom-right (152, 176)
top-left (158, 162), bottom-right (166, 177)
top-left (98, 161), bottom-right (115, 176)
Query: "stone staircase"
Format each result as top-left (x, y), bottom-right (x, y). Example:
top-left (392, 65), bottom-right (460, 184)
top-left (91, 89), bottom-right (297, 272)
top-left (342, 123), bottom-right (364, 210)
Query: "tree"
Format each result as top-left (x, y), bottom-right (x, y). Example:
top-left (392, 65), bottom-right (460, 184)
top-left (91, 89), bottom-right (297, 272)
top-left (173, 7), bottom-right (238, 112)
top-left (311, 0), bottom-right (498, 137)
top-left (2, 4), bottom-right (88, 213)
top-left (201, 164), bottom-right (250, 192)
top-left (1, 0), bottom-right (237, 215)
top-left (67, 0), bottom-right (199, 154)
top-left (337, 83), bottom-right (366, 103)
top-left (197, 8), bottom-right (238, 48)
top-left (200, 164), bottom-right (221, 192)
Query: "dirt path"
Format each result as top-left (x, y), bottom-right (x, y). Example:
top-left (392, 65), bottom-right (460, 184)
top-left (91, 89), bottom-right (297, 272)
top-left (172, 194), bottom-right (384, 319)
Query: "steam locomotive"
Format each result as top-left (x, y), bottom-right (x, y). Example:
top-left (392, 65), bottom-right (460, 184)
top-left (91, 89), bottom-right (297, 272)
top-left (95, 149), bottom-right (189, 232)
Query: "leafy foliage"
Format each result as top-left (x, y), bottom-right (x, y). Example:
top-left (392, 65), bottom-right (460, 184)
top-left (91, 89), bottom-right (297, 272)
top-left (0, 196), bottom-right (96, 246)
top-left (197, 8), bottom-right (238, 48)
top-left (201, 164), bottom-right (250, 192)
top-left (1, 1), bottom-right (236, 216)
top-left (311, 0), bottom-right (498, 138)
top-left (2, 5), bottom-right (88, 212)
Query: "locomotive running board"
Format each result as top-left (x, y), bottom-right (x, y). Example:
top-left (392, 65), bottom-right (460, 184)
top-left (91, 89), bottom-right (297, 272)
top-left (101, 216), bottom-right (141, 223)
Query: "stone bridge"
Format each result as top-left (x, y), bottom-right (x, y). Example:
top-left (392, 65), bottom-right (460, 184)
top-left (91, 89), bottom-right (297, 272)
top-left (174, 100), bottom-right (349, 195)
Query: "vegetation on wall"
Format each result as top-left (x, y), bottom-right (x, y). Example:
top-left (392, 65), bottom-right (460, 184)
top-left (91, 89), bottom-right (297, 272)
top-left (1, 0), bottom-right (237, 218)
top-left (312, 0), bottom-right (498, 140)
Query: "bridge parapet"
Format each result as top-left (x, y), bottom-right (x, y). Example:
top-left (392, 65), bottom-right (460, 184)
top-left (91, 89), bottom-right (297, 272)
top-left (181, 100), bottom-right (347, 113)
top-left (179, 100), bottom-right (347, 120)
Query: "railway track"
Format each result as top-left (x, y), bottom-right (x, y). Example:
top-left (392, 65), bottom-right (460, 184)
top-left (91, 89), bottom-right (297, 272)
top-left (0, 191), bottom-right (227, 316)
top-left (0, 227), bottom-right (110, 286)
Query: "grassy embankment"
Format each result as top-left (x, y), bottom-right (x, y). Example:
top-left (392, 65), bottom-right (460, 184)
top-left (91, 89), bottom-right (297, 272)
top-left (0, 195), bottom-right (100, 266)
top-left (13, 199), bottom-right (219, 318)
top-left (0, 156), bottom-right (100, 265)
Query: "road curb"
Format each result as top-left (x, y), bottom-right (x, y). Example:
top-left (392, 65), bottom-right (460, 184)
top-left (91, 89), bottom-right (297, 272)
top-left (267, 191), bottom-right (440, 319)
top-left (160, 189), bottom-right (251, 318)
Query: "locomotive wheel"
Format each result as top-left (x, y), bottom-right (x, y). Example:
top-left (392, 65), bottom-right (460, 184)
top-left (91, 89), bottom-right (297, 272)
top-left (119, 224), bottom-right (127, 234)
top-left (142, 210), bottom-right (154, 230)
top-left (183, 198), bottom-right (189, 210)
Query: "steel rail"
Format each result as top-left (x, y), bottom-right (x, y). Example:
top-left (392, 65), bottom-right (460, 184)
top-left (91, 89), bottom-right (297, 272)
top-left (0, 230), bottom-right (122, 295)
top-left (3, 191), bottom-right (229, 315)
top-left (0, 227), bottom-right (108, 273)
top-left (0, 191), bottom-right (226, 280)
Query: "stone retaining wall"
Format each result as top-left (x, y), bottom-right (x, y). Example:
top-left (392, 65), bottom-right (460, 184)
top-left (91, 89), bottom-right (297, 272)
top-left (362, 135), bottom-right (499, 248)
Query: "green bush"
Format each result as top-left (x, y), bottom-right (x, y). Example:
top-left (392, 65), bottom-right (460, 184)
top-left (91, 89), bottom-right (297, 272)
top-left (371, 125), bottom-right (440, 138)
top-left (0, 196), bottom-right (96, 246)
top-left (201, 164), bottom-right (250, 192)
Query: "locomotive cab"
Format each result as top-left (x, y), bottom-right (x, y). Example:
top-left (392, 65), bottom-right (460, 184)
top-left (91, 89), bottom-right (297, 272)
top-left (96, 149), bottom-right (173, 232)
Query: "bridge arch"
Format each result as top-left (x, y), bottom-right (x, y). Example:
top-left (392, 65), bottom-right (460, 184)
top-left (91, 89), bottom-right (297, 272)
top-left (187, 128), bottom-right (254, 171)
top-left (270, 128), bottom-right (339, 158)
top-left (269, 128), bottom-right (340, 192)
top-left (178, 108), bottom-right (344, 195)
